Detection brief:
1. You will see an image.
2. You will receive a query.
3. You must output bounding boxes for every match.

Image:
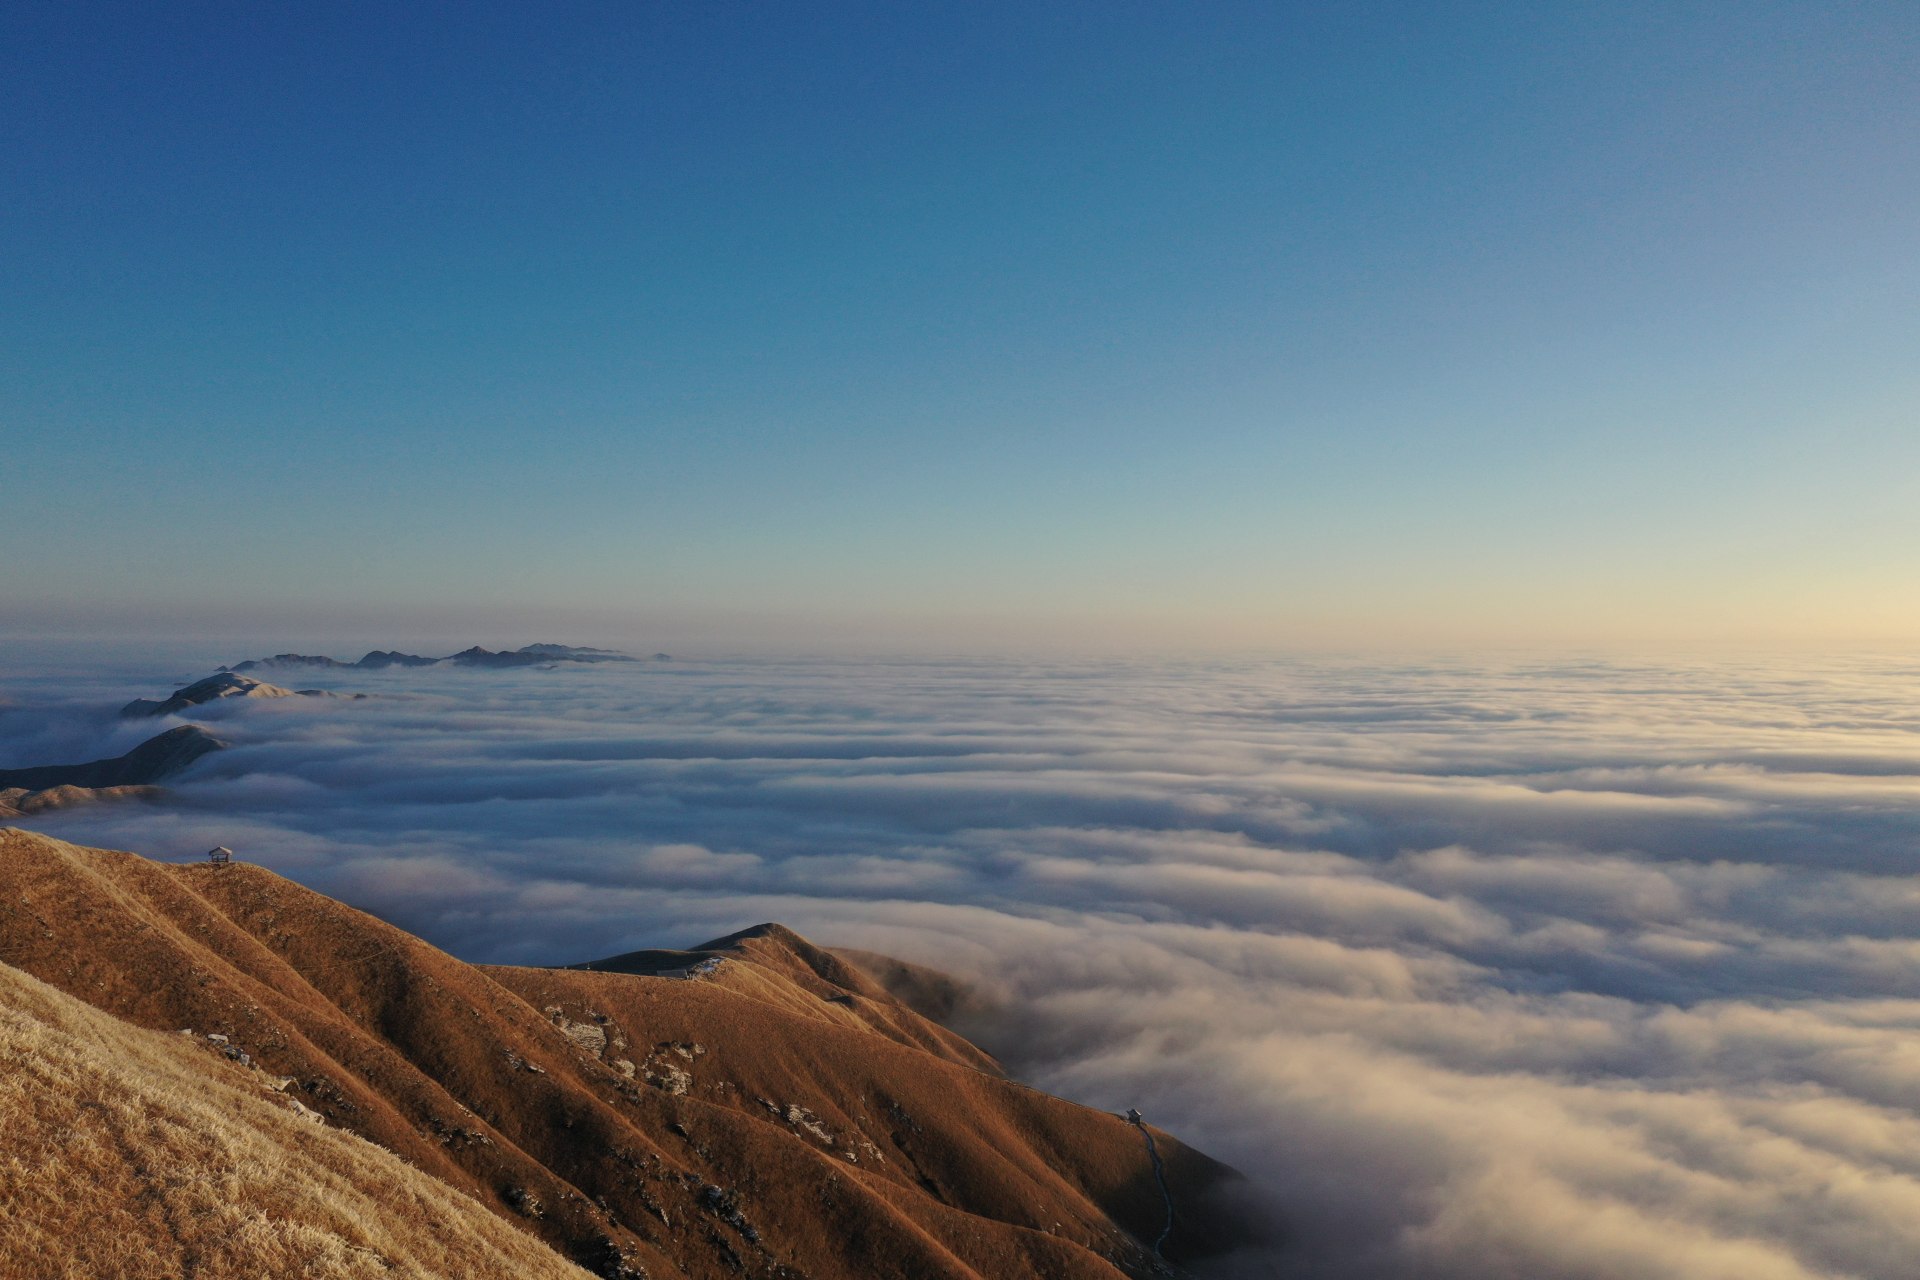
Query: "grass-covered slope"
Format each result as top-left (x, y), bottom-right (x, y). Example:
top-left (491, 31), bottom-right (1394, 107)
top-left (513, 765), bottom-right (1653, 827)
top-left (0, 960), bottom-right (593, 1280)
top-left (0, 827), bottom-right (1255, 1279)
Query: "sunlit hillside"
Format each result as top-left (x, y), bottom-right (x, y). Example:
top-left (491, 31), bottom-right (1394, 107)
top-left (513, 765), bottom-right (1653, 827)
top-left (0, 959), bottom-right (593, 1280)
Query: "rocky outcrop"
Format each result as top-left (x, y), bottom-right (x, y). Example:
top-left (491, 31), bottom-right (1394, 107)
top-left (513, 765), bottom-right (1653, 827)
top-left (0, 725), bottom-right (225, 791)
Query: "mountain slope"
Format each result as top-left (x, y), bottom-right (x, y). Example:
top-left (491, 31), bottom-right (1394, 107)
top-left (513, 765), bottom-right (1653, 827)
top-left (0, 828), bottom-right (1257, 1279)
top-left (570, 922), bottom-right (1004, 1076)
top-left (123, 671), bottom-right (302, 717)
top-left (0, 724), bottom-right (224, 791)
top-left (0, 960), bottom-right (594, 1280)
top-left (0, 725), bottom-right (224, 819)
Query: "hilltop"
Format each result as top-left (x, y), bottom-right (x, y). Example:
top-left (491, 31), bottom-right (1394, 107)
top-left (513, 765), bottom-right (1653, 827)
top-left (123, 671), bottom-right (341, 717)
top-left (0, 828), bottom-right (1259, 1279)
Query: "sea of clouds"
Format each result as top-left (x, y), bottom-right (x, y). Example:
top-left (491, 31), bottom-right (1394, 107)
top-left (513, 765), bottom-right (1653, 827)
top-left (8, 651), bottom-right (1920, 1279)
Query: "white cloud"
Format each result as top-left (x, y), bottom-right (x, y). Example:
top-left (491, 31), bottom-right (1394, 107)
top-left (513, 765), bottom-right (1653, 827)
top-left (11, 651), bottom-right (1920, 1277)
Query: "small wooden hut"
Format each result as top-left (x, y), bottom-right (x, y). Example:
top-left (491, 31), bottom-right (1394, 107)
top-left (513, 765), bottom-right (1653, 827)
top-left (206, 846), bottom-right (233, 865)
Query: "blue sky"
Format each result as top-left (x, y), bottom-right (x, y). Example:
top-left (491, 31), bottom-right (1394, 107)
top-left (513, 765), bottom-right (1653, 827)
top-left (4, 2), bottom-right (1917, 651)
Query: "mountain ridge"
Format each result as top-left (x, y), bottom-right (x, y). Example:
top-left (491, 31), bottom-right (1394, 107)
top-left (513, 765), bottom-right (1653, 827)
top-left (123, 670), bottom-right (341, 717)
top-left (224, 644), bottom-right (666, 673)
top-left (0, 724), bottom-right (225, 793)
top-left (0, 828), bottom-right (1260, 1279)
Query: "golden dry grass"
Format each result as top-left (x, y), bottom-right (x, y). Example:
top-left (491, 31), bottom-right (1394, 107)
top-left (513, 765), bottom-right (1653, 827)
top-left (0, 827), bottom-right (1255, 1278)
top-left (0, 960), bottom-right (591, 1280)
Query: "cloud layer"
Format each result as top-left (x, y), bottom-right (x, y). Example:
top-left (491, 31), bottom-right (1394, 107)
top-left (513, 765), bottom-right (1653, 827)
top-left (11, 653), bottom-right (1920, 1278)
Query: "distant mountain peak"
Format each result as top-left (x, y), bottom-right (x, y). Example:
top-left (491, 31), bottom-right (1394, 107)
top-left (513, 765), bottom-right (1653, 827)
top-left (356, 650), bottom-right (437, 668)
top-left (0, 725), bottom-right (226, 796)
top-left (225, 643), bottom-right (652, 673)
top-left (220, 653), bottom-right (353, 673)
top-left (124, 672), bottom-right (297, 717)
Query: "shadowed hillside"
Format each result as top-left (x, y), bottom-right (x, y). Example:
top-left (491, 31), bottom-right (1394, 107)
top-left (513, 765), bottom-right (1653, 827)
top-left (0, 828), bottom-right (1261, 1279)
top-left (0, 725), bottom-right (225, 820)
top-left (0, 725), bottom-right (224, 791)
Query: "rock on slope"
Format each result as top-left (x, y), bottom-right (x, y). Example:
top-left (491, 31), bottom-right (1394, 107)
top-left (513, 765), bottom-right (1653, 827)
top-left (0, 828), bottom-right (1257, 1280)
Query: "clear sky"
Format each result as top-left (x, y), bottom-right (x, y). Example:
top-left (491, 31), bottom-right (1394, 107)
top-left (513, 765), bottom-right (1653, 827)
top-left (4, 2), bottom-right (1917, 653)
